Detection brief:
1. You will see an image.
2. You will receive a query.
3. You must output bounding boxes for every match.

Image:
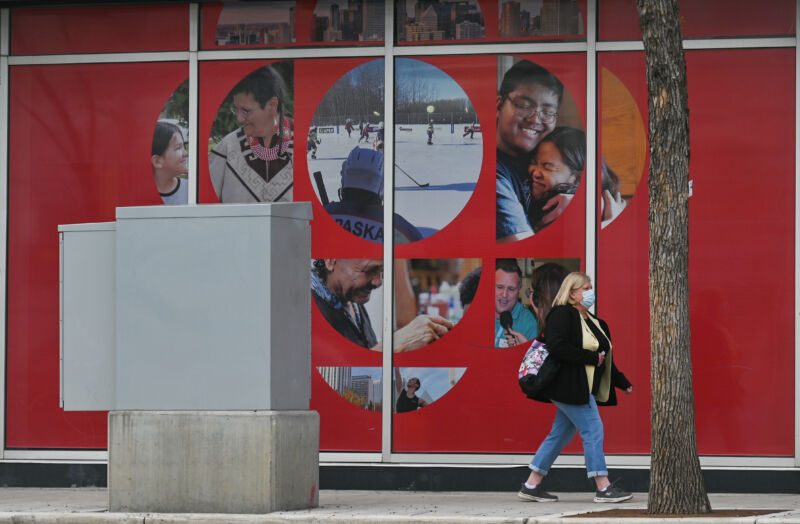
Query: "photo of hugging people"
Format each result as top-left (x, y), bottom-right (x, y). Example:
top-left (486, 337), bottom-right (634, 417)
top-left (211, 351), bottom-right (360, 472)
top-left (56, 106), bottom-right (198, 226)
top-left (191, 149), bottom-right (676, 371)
top-left (496, 58), bottom-right (586, 243)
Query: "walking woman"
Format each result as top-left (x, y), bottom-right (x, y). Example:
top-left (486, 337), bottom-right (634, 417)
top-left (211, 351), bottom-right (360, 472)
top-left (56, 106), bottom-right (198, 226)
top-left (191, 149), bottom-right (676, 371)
top-left (518, 272), bottom-right (634, 503)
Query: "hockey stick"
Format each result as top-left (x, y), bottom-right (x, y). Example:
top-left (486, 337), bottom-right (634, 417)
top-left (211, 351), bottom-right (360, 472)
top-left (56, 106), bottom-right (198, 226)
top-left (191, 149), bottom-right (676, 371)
top-left (313, 171), bottom-right (330, 205)
top-left (394, 164), bottom-right (430, 188)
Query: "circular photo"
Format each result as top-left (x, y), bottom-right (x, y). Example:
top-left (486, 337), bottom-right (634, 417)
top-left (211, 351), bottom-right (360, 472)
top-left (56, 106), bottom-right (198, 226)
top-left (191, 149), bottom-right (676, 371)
top-left (311, 257), bottom-right (383, 351)
top-left (600, 66), bottom-right (646, 228)
top-left (317, 367), bottom-right (383, 412)
top-left (394, 58), bottom-right (482, 240)
top-left (393, 367), bottom-right (466, 414)
top-left (208, 61), bottom-right (294, 203)
top-left (394, 258), bottom-right (482, 351)
top-left (495, 57), bottom-right (585, 243)
top-left (151, 79), bottom-right (189, 205)
top-left (494, 257), bottom-right (580, 349)
top-left (308, 59), bottom-right (405, 243)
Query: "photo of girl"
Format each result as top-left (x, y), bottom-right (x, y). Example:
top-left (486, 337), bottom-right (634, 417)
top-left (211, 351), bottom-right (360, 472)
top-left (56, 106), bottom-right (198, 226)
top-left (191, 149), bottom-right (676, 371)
top-left (527, 126), bottom-right (585, 232)
top-left (151, 121), bottom-right (188, 205)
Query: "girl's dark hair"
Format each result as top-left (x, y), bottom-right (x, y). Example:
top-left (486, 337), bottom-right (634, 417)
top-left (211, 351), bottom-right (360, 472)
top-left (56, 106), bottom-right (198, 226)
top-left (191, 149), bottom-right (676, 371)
top-left (530, 263), bottom-right (570, 330)
top-left (152, 121), bottom-right (182, 157)
top-left (538, 126), bottom-right (586, 180)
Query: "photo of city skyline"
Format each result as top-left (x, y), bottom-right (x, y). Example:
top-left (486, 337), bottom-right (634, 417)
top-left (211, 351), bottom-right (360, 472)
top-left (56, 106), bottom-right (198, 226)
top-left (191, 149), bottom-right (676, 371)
top-left (396, 0), bottom-right (485, 42)
top-left (311, 0), bottom-right (385, 42)
top-left (214, 1), bottom-right (296, 46)
top-left (498, 0), bottom-right (583, 38)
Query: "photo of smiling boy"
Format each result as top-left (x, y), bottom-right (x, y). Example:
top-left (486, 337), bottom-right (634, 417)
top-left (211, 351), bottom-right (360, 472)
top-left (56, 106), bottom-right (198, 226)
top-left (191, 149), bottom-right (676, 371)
top-left (495, 59), bottom-right (563, 243)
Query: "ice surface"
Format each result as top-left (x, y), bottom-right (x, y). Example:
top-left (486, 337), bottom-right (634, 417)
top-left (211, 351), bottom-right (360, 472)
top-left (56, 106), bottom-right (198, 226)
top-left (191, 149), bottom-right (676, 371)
top-left (307, 123), bottom-right (483, 240)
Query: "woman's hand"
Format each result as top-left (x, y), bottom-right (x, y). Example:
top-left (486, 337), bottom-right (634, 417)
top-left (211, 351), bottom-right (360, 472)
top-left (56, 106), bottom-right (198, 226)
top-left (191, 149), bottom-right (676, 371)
top-left (596, 351), bottom-right (606, 367)
top-left (625, 386), bottom-right (633, 395)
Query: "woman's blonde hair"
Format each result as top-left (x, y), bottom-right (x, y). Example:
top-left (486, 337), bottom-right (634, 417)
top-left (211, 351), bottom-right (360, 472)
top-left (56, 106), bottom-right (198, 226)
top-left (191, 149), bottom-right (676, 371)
top-left (552, 272), bottom-right (591, 307)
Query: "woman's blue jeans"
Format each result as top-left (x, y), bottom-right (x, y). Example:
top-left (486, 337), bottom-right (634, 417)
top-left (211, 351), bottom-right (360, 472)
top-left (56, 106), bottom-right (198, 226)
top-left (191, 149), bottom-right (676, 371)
top-left (529, 395), bottom-right (608, 478)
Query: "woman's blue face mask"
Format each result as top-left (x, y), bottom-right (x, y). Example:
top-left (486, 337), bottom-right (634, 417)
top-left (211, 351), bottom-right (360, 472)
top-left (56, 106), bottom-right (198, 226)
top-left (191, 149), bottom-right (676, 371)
top-left (580, 288), bottom-right (596, 309)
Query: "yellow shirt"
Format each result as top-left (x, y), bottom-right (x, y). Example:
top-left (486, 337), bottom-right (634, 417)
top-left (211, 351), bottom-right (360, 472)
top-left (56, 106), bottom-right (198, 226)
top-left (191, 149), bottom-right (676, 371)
top-left (580, 315), bottom-right (613, 403)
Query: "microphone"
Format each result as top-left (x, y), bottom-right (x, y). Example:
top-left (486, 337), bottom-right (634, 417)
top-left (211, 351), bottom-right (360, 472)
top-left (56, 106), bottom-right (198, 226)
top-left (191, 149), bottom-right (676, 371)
top-left (500, 311), bottom-right (516, 346)
top-left (500, 311), bottom-right (513, 333)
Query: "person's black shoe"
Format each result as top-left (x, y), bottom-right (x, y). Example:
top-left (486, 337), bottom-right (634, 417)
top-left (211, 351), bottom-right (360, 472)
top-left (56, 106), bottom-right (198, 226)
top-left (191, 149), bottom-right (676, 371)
top-left (594, 483), bottom-right (633, 503)
top-left (517, 483), bottom-right (558, 502)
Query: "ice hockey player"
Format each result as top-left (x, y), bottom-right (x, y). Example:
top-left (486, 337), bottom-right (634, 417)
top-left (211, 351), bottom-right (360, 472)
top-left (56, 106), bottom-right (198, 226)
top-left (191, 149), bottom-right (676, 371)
top-left (322, 147), bottom-right (422, 244)
top-left (358, 122), bottom-right (370, 143)
top-left (426, 122), bottom-right (434, 145)
top-left (307, 125), bottom-right (321, 159)
top-left (374, 121), bottom-right (384, 151)
top-left (345, 120), bottom-right (354, 138)
top-left (463, 123), bottom-right (475, 138)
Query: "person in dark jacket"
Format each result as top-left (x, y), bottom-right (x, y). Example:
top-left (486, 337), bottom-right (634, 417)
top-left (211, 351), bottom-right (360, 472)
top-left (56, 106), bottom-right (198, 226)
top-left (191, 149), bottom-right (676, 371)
top-left (518, 272), bottom-right (634, 504)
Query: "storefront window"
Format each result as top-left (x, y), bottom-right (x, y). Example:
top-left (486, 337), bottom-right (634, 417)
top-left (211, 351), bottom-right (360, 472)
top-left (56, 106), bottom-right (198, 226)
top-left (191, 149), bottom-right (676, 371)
top-left (6, 62), bottom-right (189, 447)
top-left (599, 0), bottom-right (795, 41)
top-left (11, 4), bottom-right (189, 55)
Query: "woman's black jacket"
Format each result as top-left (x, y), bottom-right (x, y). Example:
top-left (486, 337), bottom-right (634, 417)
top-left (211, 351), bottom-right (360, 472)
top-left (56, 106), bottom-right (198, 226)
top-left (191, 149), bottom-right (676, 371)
top-left (534, 305), bottom-right (632, 406)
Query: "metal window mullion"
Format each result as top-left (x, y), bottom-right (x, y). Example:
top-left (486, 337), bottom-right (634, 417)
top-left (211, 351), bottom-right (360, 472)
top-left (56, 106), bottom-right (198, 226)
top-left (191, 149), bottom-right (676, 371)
top-left (0, 25), bottom-right (9, 460)
top-left (0, 7), bottom-right (9, 460)
top-left (585, 1), bottom-right (597, 300)
top-left (1, 8), bottom-right (8, 56)
top-left (198, 47), bottom-right (386, 61)
top-left (794, 0), bottom-right (800, 468)
top-left (381, 0), bottom-right (395, 463)
top-left (187, 4), bottom-right (198, 205)
top-left (8, 52), bottom-right (190, 65)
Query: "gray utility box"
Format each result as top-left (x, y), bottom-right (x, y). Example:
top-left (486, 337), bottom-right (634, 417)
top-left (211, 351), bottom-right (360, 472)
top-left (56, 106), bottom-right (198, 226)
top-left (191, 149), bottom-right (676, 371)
top-left (59, 203), bottom-right (313, 411)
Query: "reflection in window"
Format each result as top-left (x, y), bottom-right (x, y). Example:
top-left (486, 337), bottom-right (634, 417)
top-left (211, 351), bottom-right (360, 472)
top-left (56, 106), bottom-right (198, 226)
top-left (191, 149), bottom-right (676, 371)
top-left (499, 0), bottom-right (583, 38)
top-left (311, 0), bottom-right (385, 42)
top-left (397, 0), bottom-right (485, 42)
top-left (215, 1), bottom-right (296, 46)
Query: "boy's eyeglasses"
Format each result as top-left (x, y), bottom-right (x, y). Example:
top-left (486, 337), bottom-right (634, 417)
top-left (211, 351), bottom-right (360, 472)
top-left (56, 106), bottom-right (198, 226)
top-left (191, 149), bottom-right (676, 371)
top-left (506, 95), bottom-right (558, 124)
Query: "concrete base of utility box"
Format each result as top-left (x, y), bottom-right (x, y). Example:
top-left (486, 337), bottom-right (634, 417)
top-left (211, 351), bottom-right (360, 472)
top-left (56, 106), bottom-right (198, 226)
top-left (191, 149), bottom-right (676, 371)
top-left (108, 410), bottom-right (319, 514)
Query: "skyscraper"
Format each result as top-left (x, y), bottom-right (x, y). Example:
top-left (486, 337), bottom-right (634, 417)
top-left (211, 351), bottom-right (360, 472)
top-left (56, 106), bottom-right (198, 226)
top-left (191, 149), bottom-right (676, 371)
top-left (500, 1), bottom-right (521, 37)
top-left (361, 0), bottom-right (384, 41)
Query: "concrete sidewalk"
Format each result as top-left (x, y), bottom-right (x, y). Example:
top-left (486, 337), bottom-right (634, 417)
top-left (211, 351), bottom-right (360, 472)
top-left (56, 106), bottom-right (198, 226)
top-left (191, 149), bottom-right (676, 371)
top-left (0, 488), bottom-right (798, 523)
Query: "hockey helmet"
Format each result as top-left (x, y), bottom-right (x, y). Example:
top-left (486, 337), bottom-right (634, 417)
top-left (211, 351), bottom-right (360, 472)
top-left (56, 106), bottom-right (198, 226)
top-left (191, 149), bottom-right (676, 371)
top-left (341, 146), bottom-right (383, 197)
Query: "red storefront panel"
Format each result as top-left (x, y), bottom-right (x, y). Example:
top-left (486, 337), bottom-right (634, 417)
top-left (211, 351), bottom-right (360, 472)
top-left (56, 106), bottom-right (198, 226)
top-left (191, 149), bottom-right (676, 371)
top-left (11, 4), bottom-right (190, 55)
top-left (599, 0), bottom-right (795, 41)
top-left (7, 62), bottom-right (189, 447)
top-left (598, 48), bottom-right (795, 456)
top-left (391, 53), bottom-right (589, 453)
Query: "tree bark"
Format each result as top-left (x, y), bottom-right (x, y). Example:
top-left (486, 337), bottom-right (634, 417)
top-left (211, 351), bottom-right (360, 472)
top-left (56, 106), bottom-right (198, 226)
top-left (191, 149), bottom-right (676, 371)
top-left (636, 0), bottom-right (711, 515)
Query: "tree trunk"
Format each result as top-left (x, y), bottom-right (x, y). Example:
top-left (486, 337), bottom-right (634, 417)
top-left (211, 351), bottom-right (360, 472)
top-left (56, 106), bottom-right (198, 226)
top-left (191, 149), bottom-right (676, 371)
top-left (636, 0), bottom-right (711, 515)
